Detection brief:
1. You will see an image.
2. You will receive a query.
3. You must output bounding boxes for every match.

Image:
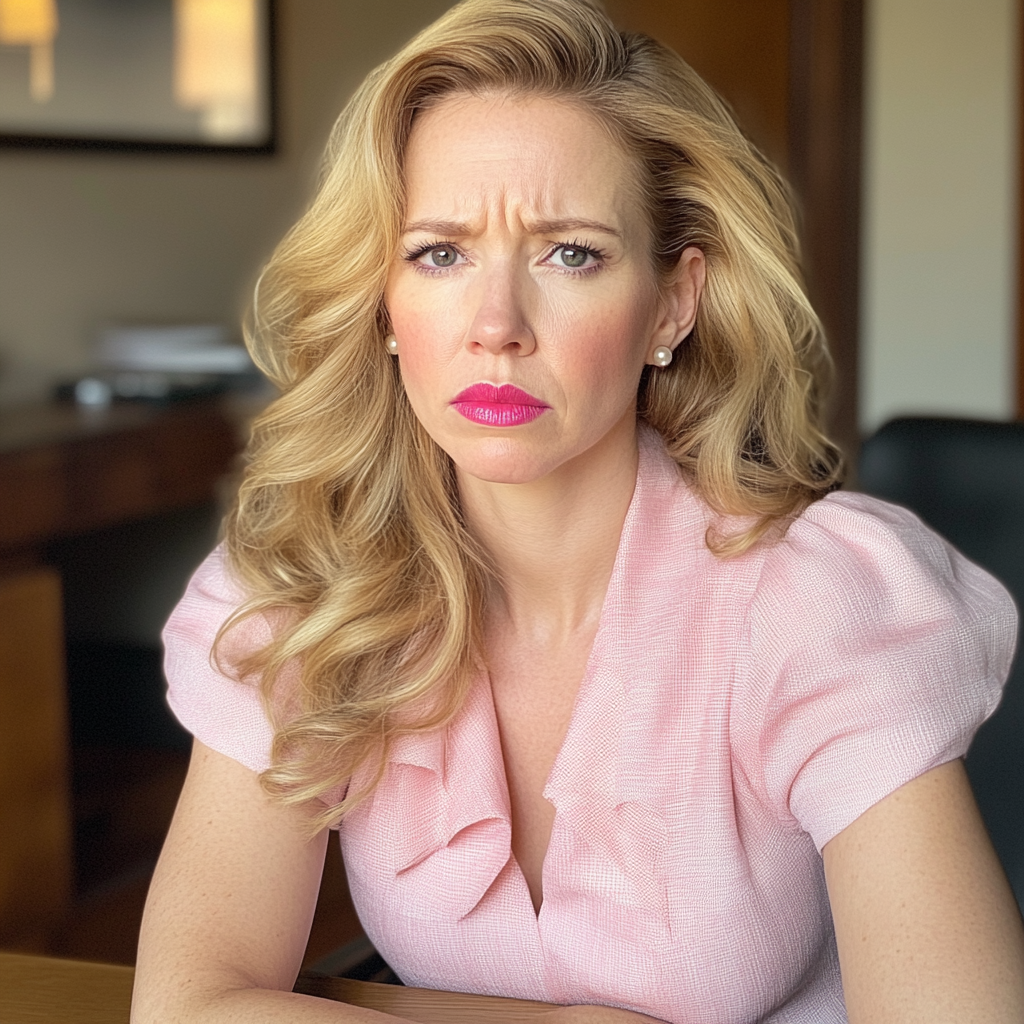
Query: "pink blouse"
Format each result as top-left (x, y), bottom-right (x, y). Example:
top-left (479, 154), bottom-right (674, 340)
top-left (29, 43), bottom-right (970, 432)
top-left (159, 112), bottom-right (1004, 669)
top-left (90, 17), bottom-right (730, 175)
top-left (164, 429), bottom-right (1016, 1024)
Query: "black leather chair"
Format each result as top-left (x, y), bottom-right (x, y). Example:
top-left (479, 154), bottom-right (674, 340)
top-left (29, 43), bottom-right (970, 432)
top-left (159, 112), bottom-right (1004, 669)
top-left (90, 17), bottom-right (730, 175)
top-left (859, 416), bottom-right (1024, 910)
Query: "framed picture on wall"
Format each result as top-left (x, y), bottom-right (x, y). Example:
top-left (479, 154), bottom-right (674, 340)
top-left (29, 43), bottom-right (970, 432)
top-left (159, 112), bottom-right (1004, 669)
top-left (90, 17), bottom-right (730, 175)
top-left (0, 0), bottom-right (275, 153)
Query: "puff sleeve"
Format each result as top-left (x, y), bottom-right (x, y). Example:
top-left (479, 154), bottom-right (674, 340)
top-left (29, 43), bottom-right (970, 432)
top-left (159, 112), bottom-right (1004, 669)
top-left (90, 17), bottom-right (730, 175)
top-left (162, 545), bottom-right (275, 774)
top-left (734, 491), bottom-right (1017, 852)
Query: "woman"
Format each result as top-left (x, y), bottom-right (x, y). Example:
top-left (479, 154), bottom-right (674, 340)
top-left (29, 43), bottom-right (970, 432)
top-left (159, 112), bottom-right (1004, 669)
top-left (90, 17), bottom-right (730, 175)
top-left (133, 1), bottom-right (1024, 1021)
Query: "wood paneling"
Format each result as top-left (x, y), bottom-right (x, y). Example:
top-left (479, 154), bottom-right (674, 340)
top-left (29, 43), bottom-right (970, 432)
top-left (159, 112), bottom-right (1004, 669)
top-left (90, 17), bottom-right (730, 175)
top-left (0, 398), bottom-right (247, 950)
top-left (1018, 0), bottom-right (1024, 418)
top-left (603, 0), bottom-right (791, 170)
top-left (603, 0), bottom-right (864, 471)
top-left (0, 570), bottom-right (71, 947)
top-left (788, 0), bottom-right (865, 472)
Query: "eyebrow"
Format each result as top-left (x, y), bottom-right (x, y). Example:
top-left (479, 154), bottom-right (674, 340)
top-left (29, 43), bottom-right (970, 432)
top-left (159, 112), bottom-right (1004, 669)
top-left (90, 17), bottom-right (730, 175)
top-left (402, 217), bottom-right (623, 239)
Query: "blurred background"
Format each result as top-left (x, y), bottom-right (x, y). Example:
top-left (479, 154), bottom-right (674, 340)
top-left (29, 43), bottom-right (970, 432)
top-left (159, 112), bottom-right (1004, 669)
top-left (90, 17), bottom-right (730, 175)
top-left (0, 0), bottom-right (1020, 972)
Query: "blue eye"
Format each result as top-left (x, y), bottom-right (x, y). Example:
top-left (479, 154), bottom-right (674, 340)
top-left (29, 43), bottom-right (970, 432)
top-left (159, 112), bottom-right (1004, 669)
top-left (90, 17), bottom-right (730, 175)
top-left (557, 246), bottom-right (589, 267)
top-left (550, 244), bottom-right (601, 270)
top-left (425, 246), bottom-right (458, 267)
top-left (408, 244), bottom-right (464, 269)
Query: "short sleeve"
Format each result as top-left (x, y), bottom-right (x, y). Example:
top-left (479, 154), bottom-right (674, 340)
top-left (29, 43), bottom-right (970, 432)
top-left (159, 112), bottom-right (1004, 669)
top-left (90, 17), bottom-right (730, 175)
top-left (735, 491), bottom-right (1018, 852)
top-left (162, 545), bottom-right (275, 774)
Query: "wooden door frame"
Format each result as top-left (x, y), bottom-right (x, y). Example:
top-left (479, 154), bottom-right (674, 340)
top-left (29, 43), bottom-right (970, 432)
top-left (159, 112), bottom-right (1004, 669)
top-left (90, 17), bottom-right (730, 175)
top-left (1018, 0), bottom-right (1024, 417)
top-left (788, 0), bottom-right (866, 475)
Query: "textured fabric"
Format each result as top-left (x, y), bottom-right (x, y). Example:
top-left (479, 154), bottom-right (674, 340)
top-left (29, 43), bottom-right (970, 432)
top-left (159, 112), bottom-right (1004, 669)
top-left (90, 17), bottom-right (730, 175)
top-left (163, 428), bottom-right (1016, 1024)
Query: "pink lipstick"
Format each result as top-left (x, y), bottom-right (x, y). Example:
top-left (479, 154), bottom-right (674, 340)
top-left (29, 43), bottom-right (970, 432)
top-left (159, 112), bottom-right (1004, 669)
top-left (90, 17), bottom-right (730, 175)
top-left (451, 383), bottom-right (549, 427)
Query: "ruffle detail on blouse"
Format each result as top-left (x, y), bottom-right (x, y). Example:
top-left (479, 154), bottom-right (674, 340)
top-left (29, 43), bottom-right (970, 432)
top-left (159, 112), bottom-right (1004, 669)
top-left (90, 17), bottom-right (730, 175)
top-left (360, 676), bottom-right (513, 920)
top-left (354, 655), bottom-right (674, 939)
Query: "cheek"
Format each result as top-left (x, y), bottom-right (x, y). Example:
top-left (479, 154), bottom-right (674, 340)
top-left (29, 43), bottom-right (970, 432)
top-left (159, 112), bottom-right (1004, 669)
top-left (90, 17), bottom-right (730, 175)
top-left (394, 329), bottom-right (443, 410)
top-left (553, 296), bottom-right (653, 396)
top-left (386, 284), bottom-right (459, 397)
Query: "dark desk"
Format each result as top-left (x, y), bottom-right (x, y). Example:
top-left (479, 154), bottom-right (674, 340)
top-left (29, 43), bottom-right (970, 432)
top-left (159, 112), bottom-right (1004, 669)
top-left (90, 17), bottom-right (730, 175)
top-left (0, 398), bottom-right (242, 562)
top-left (0, 952), bottom-right (557, 1023)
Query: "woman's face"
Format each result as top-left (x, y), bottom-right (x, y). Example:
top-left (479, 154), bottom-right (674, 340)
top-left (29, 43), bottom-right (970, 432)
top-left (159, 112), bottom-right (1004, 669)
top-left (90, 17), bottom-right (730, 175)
top-left (384, 91), bottom-right (701, 486)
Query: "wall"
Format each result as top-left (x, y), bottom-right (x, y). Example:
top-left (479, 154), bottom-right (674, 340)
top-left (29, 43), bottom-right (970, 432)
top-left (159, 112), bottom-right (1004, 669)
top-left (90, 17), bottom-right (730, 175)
top-left (0, 0), bottom-right (457, 406)
top-left (860, 0), bottom-right (1018, 432)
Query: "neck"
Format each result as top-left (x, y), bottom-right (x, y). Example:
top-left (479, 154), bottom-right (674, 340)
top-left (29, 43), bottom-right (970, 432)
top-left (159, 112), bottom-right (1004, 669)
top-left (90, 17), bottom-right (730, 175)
top-left (457, 415), bottom-right (640, 639)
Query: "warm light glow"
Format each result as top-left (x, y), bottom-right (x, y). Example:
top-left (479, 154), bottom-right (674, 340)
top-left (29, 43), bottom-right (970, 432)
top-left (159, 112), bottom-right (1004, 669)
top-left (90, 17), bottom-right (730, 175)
top-left (0, 0), bottom-right (58, 102)
top-left (174, 0), bottom-right (259, 141)
top-left (0, 0), bottom-right (56, 42)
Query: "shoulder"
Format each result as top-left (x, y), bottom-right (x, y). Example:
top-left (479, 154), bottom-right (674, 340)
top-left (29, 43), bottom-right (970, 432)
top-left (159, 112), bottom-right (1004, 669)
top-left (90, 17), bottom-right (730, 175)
top-left (738, 490), bottom-right (1017, 737)
top-left (163, 545), bottom-right (276, 774)
top-left (749, 490), bottom-right (1017, 654)
top-left (634, 435), bottom-right (1017, 672)
top-left (729, 491), bottom-right (1017, 847)
top-left (163, 544), bottom-right (272, 674)
top-left (163, 545), bottom-right (247, 639)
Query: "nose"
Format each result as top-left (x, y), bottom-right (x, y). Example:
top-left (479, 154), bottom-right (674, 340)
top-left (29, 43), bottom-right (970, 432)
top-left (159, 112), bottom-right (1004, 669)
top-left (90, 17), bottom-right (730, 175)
top-left (464, 260), bottom-right (536, 356)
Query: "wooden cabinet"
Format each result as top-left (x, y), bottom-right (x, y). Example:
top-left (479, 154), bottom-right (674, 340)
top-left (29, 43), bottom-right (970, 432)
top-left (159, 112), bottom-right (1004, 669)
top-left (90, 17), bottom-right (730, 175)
top-left (0, 569), bottom-right (70, 948)
top-left (0, 398), bottom-right (245, 945)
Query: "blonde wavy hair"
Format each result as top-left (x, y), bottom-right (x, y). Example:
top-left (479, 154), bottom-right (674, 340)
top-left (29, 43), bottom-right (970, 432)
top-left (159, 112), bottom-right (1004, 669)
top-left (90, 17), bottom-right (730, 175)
top-left (220, 0), bottom-right (843, 826)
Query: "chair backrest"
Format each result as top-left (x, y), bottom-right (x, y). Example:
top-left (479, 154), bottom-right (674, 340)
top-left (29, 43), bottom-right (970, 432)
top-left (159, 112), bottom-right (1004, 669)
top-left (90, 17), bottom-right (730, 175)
top-left (859, 417), bottom-right (1024, 909)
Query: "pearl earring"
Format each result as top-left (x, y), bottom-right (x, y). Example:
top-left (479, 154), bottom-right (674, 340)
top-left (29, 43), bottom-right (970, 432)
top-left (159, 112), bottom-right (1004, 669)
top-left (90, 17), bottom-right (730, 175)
top-left (386, 334), bottom-right (398, 355)
top-left (651, 345), bottom-right (673, 368)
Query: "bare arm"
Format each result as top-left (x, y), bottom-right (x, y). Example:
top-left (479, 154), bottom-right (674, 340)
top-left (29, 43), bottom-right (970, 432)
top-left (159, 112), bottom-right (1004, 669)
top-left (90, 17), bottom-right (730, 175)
top-left (132, 739), bottom-right (414, 1023)
top-left (823, 758), bottom-right (1024, 1023)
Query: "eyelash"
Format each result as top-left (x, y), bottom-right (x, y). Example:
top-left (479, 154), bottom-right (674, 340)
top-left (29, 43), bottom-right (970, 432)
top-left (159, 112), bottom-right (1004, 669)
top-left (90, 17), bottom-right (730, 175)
top-left (555, 238), bottom-right (607, 274)
top-left (401, 239), bottom-right (607, 276)
top-left (402, 242), bottom-right (463, 276)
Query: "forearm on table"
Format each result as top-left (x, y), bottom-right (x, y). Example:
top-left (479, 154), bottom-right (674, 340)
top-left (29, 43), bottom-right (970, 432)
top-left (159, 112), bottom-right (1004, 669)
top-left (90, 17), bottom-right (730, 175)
top-left (133, 976), bottom-right (668, 1024)
top-left (537, 1007), bottom-right (668, 1023)
top-left (132, 984), bottom-right (417, 1024)
top-left (133, 941), bottom-right (666, 1024)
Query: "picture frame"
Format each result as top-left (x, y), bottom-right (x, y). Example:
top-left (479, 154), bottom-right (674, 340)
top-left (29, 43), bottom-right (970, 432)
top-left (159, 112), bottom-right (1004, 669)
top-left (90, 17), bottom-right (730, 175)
top-left (0, 0), bottom-right (276, 154)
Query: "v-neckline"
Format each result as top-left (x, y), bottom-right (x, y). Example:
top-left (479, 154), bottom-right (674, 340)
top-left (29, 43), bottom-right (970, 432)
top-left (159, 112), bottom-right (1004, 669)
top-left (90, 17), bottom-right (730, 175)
top-left (484, 437), bottom-right (652, 921)
top-left (358, 427), bottom-right (684, 931)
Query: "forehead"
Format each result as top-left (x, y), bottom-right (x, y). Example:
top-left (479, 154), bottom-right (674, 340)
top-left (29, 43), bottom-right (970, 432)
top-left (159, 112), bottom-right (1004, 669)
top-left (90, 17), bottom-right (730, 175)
top-left (402, 92), bottom-right (642, 230)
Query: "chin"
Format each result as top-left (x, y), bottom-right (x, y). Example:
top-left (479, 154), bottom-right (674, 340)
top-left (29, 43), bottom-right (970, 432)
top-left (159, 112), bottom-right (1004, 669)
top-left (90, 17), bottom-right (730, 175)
top-left (446, 435), bottom-right (558, 486)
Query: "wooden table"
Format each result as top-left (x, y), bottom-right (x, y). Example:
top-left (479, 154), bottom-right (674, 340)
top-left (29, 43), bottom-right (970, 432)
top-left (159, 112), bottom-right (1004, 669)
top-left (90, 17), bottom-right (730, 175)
top-left (0, 952), bottom-right (557, 1023)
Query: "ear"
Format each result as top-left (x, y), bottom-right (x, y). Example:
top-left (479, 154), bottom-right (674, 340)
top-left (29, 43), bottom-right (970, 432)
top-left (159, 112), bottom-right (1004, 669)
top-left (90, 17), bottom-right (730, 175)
top-left (646, 247), bottom-right (706, 365)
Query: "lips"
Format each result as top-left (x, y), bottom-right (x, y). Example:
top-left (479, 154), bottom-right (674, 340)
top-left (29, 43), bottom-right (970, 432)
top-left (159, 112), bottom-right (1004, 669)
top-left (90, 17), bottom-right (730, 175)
top-left (451, 383), bottom-right (549, 427)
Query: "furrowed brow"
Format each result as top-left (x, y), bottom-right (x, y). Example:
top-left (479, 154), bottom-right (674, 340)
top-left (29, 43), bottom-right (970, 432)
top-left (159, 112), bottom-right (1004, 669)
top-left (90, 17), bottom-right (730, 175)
top-left (402, 219), bottom-right (472, 236)
top-left (529, 218), bottom-right (622, 239)
top-left (402, 218), bottom-right (623, 239)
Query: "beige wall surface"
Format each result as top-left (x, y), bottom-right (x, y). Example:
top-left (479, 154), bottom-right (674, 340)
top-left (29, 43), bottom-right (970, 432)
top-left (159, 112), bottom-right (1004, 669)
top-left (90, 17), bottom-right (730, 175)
top-left (0, 0), bottom-right (457, 406)
top-left (860, 0), bottom-right (1018, 432)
